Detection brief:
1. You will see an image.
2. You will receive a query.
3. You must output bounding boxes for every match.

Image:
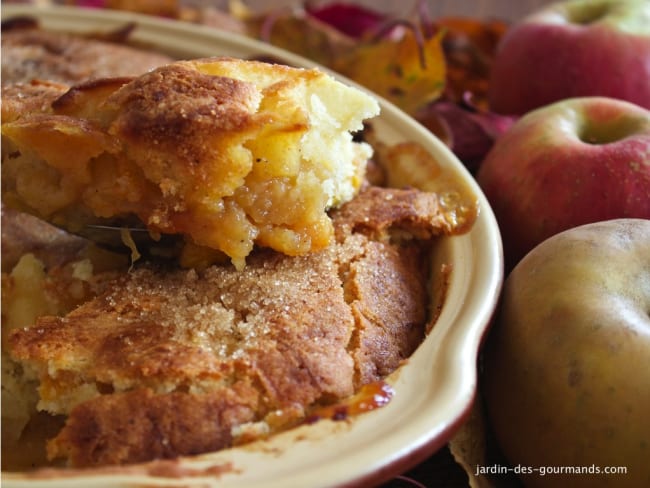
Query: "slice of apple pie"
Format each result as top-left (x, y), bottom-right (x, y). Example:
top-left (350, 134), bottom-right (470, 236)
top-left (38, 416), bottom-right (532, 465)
top-left (1, 57), bottom-right (380, 269)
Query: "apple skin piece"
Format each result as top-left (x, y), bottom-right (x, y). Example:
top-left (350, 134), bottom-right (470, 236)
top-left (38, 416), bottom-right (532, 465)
top-left (482, 218), bottom-right (650, 488)
top-left (476, 96), bottom-right (650, 271)
top-left (488, 0), bottom-right (650, 115)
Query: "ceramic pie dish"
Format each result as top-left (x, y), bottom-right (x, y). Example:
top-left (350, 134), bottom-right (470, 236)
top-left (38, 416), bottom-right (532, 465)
top-left (0, 5), bottom-right (503, 487)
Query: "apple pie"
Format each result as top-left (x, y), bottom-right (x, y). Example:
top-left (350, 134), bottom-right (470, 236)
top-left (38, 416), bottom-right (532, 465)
top-left (1, 21), bottom-right (477, 472)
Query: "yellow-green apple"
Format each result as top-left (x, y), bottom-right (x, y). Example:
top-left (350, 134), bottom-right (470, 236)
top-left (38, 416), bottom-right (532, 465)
top-left (476, 96), bottom-right (650, 271)
top-left (488, 0), bottom-right (650, 115)
top-left (482, 218), bottom-right (650, 488)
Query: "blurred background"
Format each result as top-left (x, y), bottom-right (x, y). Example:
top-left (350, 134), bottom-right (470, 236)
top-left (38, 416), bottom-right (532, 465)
top-left (2, 0), bottom-right (559, 21)
top-left (189, 0), bottom-right (558, 20)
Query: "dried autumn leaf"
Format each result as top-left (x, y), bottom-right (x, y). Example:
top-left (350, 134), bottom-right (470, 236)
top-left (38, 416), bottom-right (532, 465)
top-left (438, 16), bottom-right (507, 53)
top-left (435, 16), bottom-right (508, 109)
top-left (331, 28), bottom-right (447, 116)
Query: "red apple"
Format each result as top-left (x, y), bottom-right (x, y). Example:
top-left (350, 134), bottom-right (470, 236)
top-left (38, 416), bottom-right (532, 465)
top-left (488, 0), bottom-right (650, 115)
top-left (476, 96), bottom-right (650, 271)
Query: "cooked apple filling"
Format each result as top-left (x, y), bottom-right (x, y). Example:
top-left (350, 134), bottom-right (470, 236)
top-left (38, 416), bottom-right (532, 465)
top-left (1, 57), bottom-right (380, 268)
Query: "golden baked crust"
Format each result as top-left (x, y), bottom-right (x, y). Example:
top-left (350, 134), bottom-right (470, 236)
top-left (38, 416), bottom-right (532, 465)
top-left (2, 57), bottom-right (380, 268)
top-left (1, 19), bottom-right (173, 86)
top-left (7, 186), bottom-right (445, 467)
